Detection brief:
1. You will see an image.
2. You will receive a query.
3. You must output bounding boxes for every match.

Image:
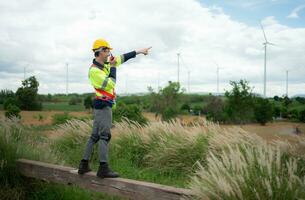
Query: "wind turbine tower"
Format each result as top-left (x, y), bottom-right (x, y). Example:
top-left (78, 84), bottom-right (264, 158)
top-left (260, 22), bottom-right (275, 97)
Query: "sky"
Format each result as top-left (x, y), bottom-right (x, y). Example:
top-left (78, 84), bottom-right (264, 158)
top-left (0, 0), bottom-right (304, 97)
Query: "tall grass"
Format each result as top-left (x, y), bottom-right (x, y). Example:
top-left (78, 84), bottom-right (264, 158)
top-left (2, 116), bottom-right (305, 199)
top-left (113, 119), bottom-right (210, 174)
top-left (0, 117), bottom-right (125, 200)
top-left (189, 126), bottom-right (305, 200)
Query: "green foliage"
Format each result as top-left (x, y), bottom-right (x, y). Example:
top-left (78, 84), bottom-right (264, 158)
top-left (180, 103), bottom-right (190, 112)
top-left (161, 107), bottom-right (178, 121)
top-left (69, 97), bottom-right (82, 105)
top-left (254, 97), bottom-right (273, 125)
top-left (113, 103), bottom-right (148, 125)
top-left (281, 107), bottom-right (288, 118)
top-left (148, 81), bottom-right (182, 121)
top-left (283, 95), bottom-right (292, 107)
top-left (299, 109), bottom-right (305, 122)
top-left (224, 80), bottom-right (255, 123)
top-left (5, 104), bottom-right (21, 119)
top-left (273, 106), bottom-right (281, 118)
top-left (192, 105), bottom-right (203, 116)
top-left (295, 97), bottom-right (305, 104)
top-left (52, 112), bottom-right (73, 125)
top-left (0, 89), bottom-right (15, 104)
top-left (83, 96), bottom-right (93, 109)
top-left (3, 97), bottom-right (19, 110)
top-left (204, 96), bottom-right (226, 122)
top-left (288, 109), bottom-right (299, 120)
top-left (16, 76), bottom-right (42, 110)
top-left (273, 95), bottom-right (280, 101)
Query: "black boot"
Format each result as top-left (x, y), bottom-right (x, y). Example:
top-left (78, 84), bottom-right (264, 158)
top-left (78, 159), bottom-right (91, 174)
top-left (97, 163), bottom-right (119, 178)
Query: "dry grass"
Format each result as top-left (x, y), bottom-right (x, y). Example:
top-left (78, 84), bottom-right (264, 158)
top-left (189, 125), bottom-right (305, 200)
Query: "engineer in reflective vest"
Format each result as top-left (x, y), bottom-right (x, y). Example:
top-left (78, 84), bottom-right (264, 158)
top-left (78, 38), bottom-right (151, 178)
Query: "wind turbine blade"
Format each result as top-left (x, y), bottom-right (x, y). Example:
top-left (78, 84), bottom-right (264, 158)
top-left (260, 22), bottom-right (268, 42)
top-left (267, 42), bottom-right (276, 46)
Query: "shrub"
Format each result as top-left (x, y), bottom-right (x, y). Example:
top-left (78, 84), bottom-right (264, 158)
top-left (52, 112), bottom-right (73, 125)
top-left (204, 96), bottom-right (225, 122)
top-left (83, 96), bottom-right (93, 109)
top-left (273, 106), bottom-right (281, 118)
top-left (254, 97), bottom-right (273, 125)
top-left (113, 103), bottom-right (148, 125)
top-left (3, 97), bottom-right (19, 110)
top-left (180, 103), bottom-right (190, 112)
top-left (5, 105), bottom-right (21, 119)
top-left (299, 109), bottom-right (305, 123)
top-left (69, 97), bottom-right (82, 105)
top-left (288, 109), bottom-right (299, 120)
top-left (161, 107), bottom-right (178, 121)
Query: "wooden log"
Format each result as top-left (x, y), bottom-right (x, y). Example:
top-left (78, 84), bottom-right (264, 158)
top-left (17, 159), bottom-right (193, 200)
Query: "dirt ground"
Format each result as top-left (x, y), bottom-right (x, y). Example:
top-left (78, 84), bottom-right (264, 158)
top-left (223, 121), bottom-right (305, 143)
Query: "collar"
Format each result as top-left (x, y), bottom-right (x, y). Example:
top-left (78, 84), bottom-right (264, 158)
top-left (92, 59), bottom-right (104, 70)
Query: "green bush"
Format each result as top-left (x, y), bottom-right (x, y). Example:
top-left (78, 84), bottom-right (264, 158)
top-left (224, 80), bottom-right (255, 124)
top-left (83, 96), bottom-right (93, 109)
top-left (299, 109), bottom-right (305, 122)
top-left (204, 96), bottom-right (225, 122)
top-left (273, 106), bottom-right (281, 118)
top-left (16, 76), bottom-right (42, 111)
top-left (161, 107), bottom-right (178, 121)
top-left (254, 97), bottom-right (273, 125)
top-left (289, 109), bottom-right (299, 120)
top-left (113, 103), bottom-right (147, 125)
top-left (52, 112), bottom-right (73, 125)
top-left (0, 89), bottom-right (15, 104)
top-left (281, 107), bottom-right (288, 118)
top-left (69, 97), bottom-right (82, 105)
top-left (5, 104), bottom-right (21, 119)
top-left (3, 97), bottom-right (19, 110)
top-left (180, 103), bottom-right (190, 112)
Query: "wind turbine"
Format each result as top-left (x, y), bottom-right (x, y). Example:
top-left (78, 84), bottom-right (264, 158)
top-left (212, 60), bottom-right (223, 94)
top-left (260, 22), bottom-right (275, 98)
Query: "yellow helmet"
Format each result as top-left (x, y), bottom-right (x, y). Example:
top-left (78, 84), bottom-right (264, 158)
top-left (92, 38), bottom-right (113, 51)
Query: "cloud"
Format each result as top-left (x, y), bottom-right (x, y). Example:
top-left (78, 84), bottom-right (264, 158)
top-left (287, 4), bottom-right (305, 19)
top-left (0, 0), bottom-right (304, 97)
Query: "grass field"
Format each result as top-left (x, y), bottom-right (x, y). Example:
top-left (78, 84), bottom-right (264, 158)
top-left (1, 117), bottom-right (305, 199)
top-left (42, 102), bottom-right (85, 111)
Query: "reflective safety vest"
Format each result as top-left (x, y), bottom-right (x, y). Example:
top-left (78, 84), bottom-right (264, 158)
top-left (89, 56), bottom-right (123, 101)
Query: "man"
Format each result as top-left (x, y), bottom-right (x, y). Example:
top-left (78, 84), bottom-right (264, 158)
top-left (78, 38), bottom-right (151, 178)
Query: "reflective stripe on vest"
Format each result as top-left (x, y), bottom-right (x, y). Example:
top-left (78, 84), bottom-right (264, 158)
top-left (95, 88), bottom-right (116, 100)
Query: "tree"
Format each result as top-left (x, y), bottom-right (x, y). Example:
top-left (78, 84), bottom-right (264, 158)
top-left (273, 95), bottom-right (280, 101)
top-left (254, 97), bottom-right (273, 125)
top-left (84, 96), bottom-right (93, 109)
top-left (148, 81), bottom-right (182, 121)
top-left (15, 76), bottom-right (42, 110)
top-left (3, 97), bottom-right (19, 110)
top-left (283, 95), bottom-right (292, 107)
top-left (224, 80), bottom-right (255, 124)
top-left (299, 109), bottom-right (305, 123)
top-left (0, 89), bottom-right (15, 104)
top-left (204, 96), bottom-right (225, 122)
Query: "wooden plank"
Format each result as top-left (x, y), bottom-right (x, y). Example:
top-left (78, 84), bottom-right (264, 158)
top-left (17, 159), bottom-right (193, 200)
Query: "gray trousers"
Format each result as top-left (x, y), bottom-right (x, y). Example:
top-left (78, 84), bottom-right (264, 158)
top-left (82, 107), bottom-right (112, 163)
